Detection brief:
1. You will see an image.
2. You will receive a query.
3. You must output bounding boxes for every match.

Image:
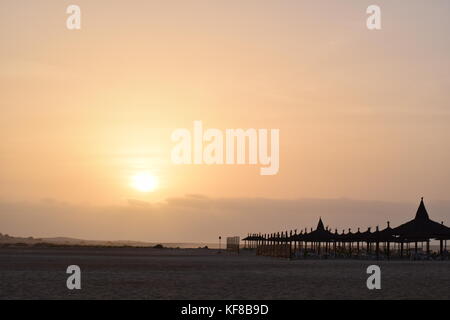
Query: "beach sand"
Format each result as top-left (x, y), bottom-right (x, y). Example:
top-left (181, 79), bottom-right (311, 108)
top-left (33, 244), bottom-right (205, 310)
top-left (0, 247), bottom-right (448, 300)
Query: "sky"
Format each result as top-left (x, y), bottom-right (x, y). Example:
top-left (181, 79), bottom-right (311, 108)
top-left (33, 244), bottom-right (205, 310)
top-left (1, 0), bottom-right (450, 242)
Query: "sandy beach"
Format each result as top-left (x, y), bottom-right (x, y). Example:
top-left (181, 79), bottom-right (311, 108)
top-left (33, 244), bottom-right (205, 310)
top-left (0, 246), bottom-right (448, 300)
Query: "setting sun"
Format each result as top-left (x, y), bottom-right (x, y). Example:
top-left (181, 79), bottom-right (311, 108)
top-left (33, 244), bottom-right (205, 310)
top-left (131, 172), bottom-right (159, 192)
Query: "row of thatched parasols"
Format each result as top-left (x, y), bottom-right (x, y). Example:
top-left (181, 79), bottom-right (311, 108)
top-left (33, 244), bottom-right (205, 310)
top-left (243, 198), bottom-right (450, 259)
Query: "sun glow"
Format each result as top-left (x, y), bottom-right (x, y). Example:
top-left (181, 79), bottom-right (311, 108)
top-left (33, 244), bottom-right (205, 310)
top-left (131, 172), bottom-right (159, 192)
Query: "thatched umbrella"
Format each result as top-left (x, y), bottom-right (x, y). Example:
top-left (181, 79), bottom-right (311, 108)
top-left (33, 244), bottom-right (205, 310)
top-left (353, 228), bottom-right (363, 256)
top-left (332, 229), bottom-right (345, 256)
top-left (242, 234), bottom-right (250, 248)
top-left (392, 198), bottom-right (450, 257)
top-left (370, 226), bottom-right (381, 260)
top-left (342, 229), bottom-right (355, 256)
top-left (242, 234), bottom-right (253, 248)
top-left (302, 218), bottom-right (335, 255)
top-left (393, 198), bottom-right (449, 239)
top-left (435, 222), bottom-right (450, 256)
top-left (291, 229), bottom-right (306, 252)
top-left (243, 233), bottom-right (265, 249)
top-left (302, 218), bottom-right (334, 241)
top-left (360, 227), bottom-right (373, 255)
top-left (378, 222), bottom-right (396, 259)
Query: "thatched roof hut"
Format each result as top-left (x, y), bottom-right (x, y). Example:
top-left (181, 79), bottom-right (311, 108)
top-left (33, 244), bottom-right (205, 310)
top-left (392, 198), bottom-right (450, 241)
top-left (302, 218), bottom-right (335, 242)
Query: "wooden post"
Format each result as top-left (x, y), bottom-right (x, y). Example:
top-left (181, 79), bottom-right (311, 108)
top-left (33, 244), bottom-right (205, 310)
top-left (333, 240), bottom-right (337, 257)
top-left (376, 241), bottom-right (380, 260)
top-left (387, 241), bottom-right (390, 260)
top-left (293, 230), bottom-right (297, 257)
top-left (334, 230), bottom-right (338, 258)
top-left (289, 230), bottom-right (293, 259)
top-left (375, 226), bottom-right (380, 260)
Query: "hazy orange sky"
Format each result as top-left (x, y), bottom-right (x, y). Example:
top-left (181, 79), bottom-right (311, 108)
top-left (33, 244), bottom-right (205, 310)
top-left (1, 1), bottom-right (450, 242)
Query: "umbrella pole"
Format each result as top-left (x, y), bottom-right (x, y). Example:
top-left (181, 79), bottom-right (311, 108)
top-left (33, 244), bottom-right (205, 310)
top-left (289, 239), bottom-right (292, 260)
top-left (415, 242), bottom-right (418, 259)
top-left (376, 241), bottom-right (380, 260)
top-left (386, 242), bottom-right (389, 260)
top-left (334, 241), bottom-right (337, 258)
top-left (305, 241), bottom-right (308, 258)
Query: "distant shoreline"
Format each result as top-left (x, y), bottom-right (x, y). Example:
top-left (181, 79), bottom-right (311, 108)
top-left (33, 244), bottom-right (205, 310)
top-left (0, 242), bottom-right (218, 250)
top-left (0, 233), bottom-right (220, 249)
